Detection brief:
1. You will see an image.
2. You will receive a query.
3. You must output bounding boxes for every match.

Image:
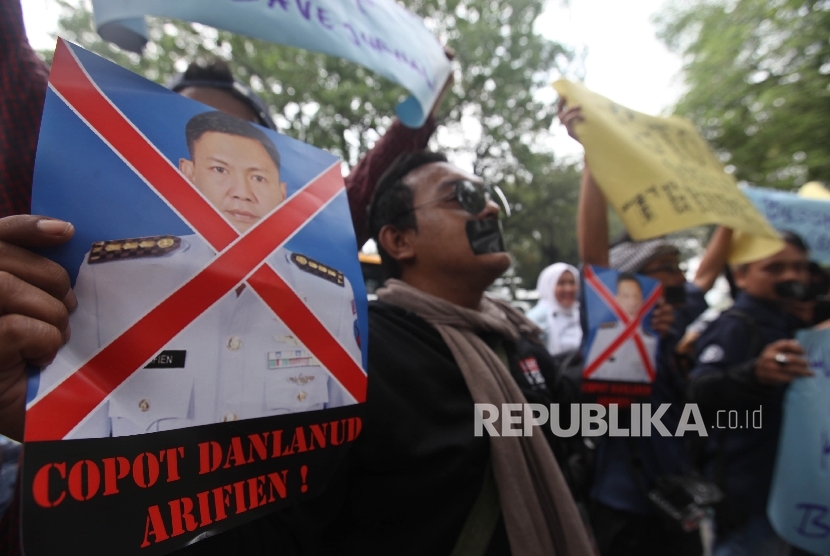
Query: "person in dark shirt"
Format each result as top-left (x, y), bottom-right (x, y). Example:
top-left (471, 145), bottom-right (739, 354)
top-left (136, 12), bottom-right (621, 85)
top-left (559, 98), bottom-right (732, 556)
top-left (689, 231), bottom-right (813, 556)
top-left (315, 151), bottom-right (593, 555)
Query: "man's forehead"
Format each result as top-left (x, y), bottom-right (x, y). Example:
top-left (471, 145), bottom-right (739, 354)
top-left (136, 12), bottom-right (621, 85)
top-left (403, 161), bottom-right (480, 188)
top-left (192, 132), bottom-right (280, 173)
top-left (193, 131), bottom-right (267, 155)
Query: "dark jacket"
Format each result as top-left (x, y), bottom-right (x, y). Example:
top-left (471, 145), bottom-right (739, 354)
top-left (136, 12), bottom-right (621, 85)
top-left (689, 292), bottom-right (802, 515)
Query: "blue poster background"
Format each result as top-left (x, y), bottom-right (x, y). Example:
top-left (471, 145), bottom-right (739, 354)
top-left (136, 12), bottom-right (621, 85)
top-left (31, 44), bottom-right (369, 371)
top-left (581, 265), bottom-right (660, 384)
top-left (581, 266), bottom-right (660, 353)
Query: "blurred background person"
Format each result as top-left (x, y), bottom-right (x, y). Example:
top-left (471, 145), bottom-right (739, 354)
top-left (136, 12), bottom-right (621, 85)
top-left (527, 262), bottom-right (582, 356)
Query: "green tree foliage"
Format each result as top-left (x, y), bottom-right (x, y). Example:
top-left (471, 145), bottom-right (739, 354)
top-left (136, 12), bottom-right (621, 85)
top-left (655, 0), bottom-right (830, 189)
top-left (43, 0), bottom-right (583, 286)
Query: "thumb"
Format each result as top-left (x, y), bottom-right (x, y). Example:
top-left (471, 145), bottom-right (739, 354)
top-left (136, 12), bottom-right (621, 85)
top-left (0, 215), bottom-right (74, 249)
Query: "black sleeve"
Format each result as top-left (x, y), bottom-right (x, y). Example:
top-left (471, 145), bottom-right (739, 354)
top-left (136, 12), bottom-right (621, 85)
top-left (688, 316), bottom-right (775, 418)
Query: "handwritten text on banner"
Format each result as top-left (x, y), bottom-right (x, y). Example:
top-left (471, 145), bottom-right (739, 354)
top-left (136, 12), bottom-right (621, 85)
top-left (91, 0), bottom-right (451, 128)
top-left (553, 79), bottom-right (782, 263)
top-left (743, 186), bottom-right (830, 265)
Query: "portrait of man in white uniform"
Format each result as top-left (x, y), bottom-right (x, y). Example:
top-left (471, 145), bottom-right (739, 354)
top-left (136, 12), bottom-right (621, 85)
top-left (33, 111), bottom-right (361, 438)
top-left (585, 272), bottom-right (657, 383)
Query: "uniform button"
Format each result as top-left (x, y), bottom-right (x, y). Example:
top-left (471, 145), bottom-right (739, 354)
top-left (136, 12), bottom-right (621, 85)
top-left (297, 391), bottom-right (307, 402)
top-left (139, 399), bottom-right (150, 412)
top-left (227, 336), bottom-right (242, 351)
top-left (222, 413), bottom-right (238, 422)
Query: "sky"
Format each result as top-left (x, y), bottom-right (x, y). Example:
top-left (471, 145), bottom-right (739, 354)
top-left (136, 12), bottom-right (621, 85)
top-left (537, 0), bottom-right (686, 160)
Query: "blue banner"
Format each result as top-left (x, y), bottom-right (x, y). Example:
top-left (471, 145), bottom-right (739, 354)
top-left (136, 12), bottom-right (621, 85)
top-left (768, 327), bottom-right (830, 555)
top-left (743, 186), bottom-right (830, 264)
top-left (90, 0), bottom-right (451, 128)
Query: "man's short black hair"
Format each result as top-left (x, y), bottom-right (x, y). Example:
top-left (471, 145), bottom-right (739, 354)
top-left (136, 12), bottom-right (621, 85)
top-left (368, 151), bottom-right (448, 280)
top-left (185, 111), bottom-right (281, 171)
top-left (781, 230), bottom-right (808, 253)
top-left (181, 59), bottom-right (235, 85)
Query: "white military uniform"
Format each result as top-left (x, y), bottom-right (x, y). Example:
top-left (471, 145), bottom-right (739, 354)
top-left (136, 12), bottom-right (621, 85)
top-left (33, 234), bottom-right (361, 439)
top-left (585, 321), bottom-right (657, 383)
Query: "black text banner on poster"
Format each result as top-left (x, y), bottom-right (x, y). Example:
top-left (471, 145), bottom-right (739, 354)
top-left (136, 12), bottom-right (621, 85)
top-left (581, 265), bottom-right (661, 382)
top-left (25, 40), bottom-right (367, 443)
top-left (23, 406), bottom-right (363, 555)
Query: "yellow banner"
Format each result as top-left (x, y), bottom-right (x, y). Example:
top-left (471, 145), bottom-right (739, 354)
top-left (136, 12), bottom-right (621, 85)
top-left (553, 79), bottom-right (782, 263)
top-left (799, 181), bottom-right (830, 200)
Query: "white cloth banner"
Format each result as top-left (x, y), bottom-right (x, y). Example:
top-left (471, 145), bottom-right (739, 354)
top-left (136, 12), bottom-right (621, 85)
top-left (91, 0), bottom-right (451, 128)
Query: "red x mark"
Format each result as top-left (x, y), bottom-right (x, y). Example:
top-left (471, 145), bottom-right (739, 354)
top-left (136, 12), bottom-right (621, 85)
top-left (25, 40), bottom-right (367, 442)
top-left (581, 265), bottom-right (662, 381)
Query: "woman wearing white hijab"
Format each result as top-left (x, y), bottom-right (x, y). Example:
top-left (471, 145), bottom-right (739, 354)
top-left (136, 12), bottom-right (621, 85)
top-left (526, 263), bottom-right (582, 356)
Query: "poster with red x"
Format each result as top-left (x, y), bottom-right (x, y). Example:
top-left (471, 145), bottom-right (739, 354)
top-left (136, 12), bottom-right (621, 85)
top-left (22, 40), bottom-right (368, 555)
top-left (580, 265), bottom-right (662, 406)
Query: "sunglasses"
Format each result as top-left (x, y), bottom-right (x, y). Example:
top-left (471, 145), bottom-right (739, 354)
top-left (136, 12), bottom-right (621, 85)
top-left (394, 179), bottom-right (511, 221)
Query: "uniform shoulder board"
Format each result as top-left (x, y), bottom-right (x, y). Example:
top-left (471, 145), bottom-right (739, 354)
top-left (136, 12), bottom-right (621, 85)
top-left (290, 253), bottom-right (345, 287)
top-left (599, 321), bottom-right (618, 329)
top-left (88, 235), bottom-right (181, 264)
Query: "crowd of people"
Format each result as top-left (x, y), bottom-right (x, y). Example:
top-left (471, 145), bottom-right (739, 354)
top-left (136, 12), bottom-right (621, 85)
top-left (2, 0), bottom-right (829, 554)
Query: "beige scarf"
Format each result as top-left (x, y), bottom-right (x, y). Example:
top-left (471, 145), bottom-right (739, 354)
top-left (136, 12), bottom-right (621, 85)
top-left (377, 279), bottom-right (593, 556)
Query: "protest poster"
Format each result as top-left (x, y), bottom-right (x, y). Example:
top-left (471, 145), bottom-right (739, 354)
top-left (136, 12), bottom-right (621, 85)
top-left (22, 39), bottom-right (368, 555)
top-left (742, 185), bottom-right (830, 265)
top-left (90, 0), bottom-right (451, 129)
top-left (580, 265), bottom-right (662, 406)
top-left (552, 79), bottom-right (783, 264)
top-left (767, 326), bottom-right (830, 555)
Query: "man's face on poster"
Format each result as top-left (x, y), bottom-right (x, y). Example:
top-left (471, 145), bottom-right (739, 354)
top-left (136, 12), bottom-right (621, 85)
top-left (616, 279), bottom-right (643, 320)
top-left (179, 131), bottom-right (287, 233)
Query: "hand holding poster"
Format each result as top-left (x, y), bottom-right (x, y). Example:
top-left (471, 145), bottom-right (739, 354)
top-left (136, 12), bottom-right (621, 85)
top-left (23, 40), bottom-right (367, 555)
top-left (552, 79), bottom-right (783, 264)
top-left (580, 265), bottom-right (662, 405)
top-left (767, 327), bottom-right (830, 555)
top-left (90, 0), bottom-right (451, 128)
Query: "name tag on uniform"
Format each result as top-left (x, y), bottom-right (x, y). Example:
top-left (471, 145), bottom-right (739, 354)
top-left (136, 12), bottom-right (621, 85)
top-left (267, 349), bottom-right (318, 369)
top-left (144, 350), bottom-right (187, 369)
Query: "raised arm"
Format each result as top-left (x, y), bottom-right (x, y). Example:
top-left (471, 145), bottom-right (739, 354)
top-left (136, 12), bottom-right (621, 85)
top-left (558, 99), bottom-right (610, 267)
top-left (346, 48), bottom-right (456, 247)
top-left (577, 163), bottom-right (610, 267)
top-left (692, 226), bottom-right (733, 293)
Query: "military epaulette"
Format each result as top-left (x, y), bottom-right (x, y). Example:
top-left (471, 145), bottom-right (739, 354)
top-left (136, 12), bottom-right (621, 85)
top-left (291, 253), bottom-right (345, 287)
top-left (88, 235), bottom-right (181, 264)
top-left (599, 321), bottom-right (618, 329)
